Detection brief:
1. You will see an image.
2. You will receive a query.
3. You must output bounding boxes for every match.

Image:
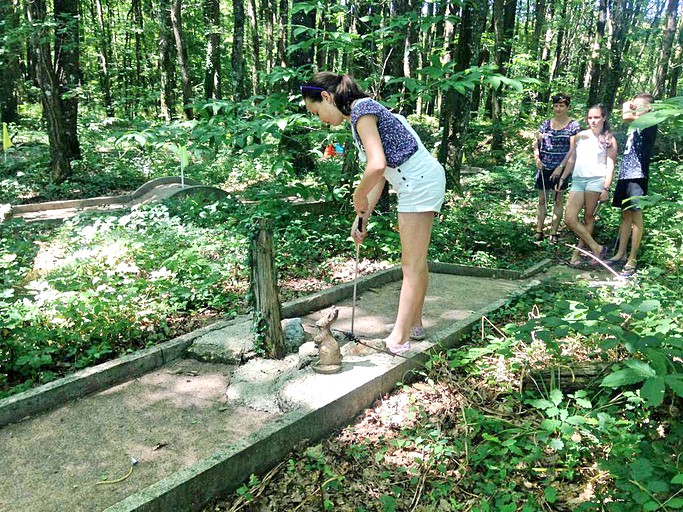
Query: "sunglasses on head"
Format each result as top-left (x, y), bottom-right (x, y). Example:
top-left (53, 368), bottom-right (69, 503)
top-left (551, 96), bottom-right (569, 105)
top-left (300, 84), bottom-right (326, 94)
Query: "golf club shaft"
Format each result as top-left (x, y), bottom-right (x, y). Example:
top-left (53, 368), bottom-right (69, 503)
top-left (351, 217), bottom-right (362, 335)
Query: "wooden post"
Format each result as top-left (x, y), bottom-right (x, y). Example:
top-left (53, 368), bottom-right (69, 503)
top-left (250, 218), bottom-right (286, 359)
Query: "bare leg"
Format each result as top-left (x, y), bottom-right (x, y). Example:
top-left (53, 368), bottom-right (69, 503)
top-left (386, 212), bottom-right (434, 346)
top-left (610, 210), bottom-right (632, 261)
top-left (536, 190), bottom-right (548, 234)
top-left (565, 191), bottom-right (603, 255)
top-left (627, 210), bottom-right (644, 266)
top-left (551, 190), bottom-right (564, 236)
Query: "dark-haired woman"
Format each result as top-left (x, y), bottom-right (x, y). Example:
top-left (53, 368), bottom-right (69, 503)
top-left (301, 72), bottom-right (446, 354)
top-left (532, 93), bottom-right (580, 244)
top-left (560, 105), bottom-right (617, 266)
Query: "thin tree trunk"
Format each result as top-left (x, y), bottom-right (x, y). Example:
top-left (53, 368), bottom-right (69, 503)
top-left (158, 0), bottom-right (175, 121)
top-left (26, 0), bottom-right (72, 183)
top-left (491, 0), bottom-right (516, 156)
top-left (247, 0), bottom-right (260, 95)
top-left (203, 0), bottom-right (222, 100)
top-left (667, 18), bottom-right (683, 97)
top-left (0, 0), bottom-right (21, 124)
top-left (653, 0), bottom-right (679, 98)
top-left (438, 0), bottom-right (487, 191)
top-left (289, 0), bottom-right (315, 69)
top-left (261, 0), bottom-right (274, 72)
top-left (94, 0), bottom-right (114, 116)
top-left (277, 0), bottom-right (288, 66)
top-left (231, 0), bottom-right (246, 99)
top-left (54, 0), bottom-right (81, 160)
top-left (171, 0), bottom-right (193, 119)
top-left (587, 0), bottom-right (607, 106)
top-left (550, 0), bottom-right (568, 81)
top-left (599, 0), bottom-right (640, 111)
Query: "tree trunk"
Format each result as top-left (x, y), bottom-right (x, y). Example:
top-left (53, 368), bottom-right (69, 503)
top-left (158, 0), bottom-right (175, 121)
top-left (277, 0), bottom-right (288, 66)
top-left (262, 0), bottom-right (275, 72)
top-left (550, 0), bottom-right (569, 81)
top-left (599, 0), bottom-right (639, 112)
top-left (438, 0), bottom-right (487, 191)
top-left (247, 0), bottom-right (261, 95)
top-left (653, 0), bottom-right (679, 98)
top-left (667, 18), bottom-right (683, 97)
top-left (250, 219), bottom-right (286, 359)
top-left (26, 0), bottom-right (72, 183)
top-left (231, 0), bottom-right (246, 100)
top-left (587, 0), bottom-right (607, 106)
top-left (523, 362), bottom-right (611, 393)
top-left (94, 0), bottom-right (114, 116)
top-left (171, 0), bottom-right (193, 119)
top-left (531, 0), bottom-right (547, 64)
top-left (289, 0), bottom-right (315, 69)
top-left (0, 0), bottom-right (21, 124)
top-left (203, 0), bottom-right (222, 101)
top-left (54, 0), bottom-right (81, 160)
top-left (491, 0), bottom-right (517, 156)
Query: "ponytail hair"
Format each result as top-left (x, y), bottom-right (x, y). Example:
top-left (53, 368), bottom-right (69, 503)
top-left (300, 72), bottom-right (368, 115)
top-left (589, 104), bottom-right (613, 149)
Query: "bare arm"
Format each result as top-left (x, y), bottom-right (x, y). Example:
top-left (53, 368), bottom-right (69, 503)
top-left (622, 100), bottom-right (651, 123)
top-left (599, 137), bottom-right (618, 202)
top-left (353, 115), bottom-right (387, 215)
top-left (533, 134), bottom-right (543, 170)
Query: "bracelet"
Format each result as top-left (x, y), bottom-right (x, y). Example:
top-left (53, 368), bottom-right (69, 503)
top-left (603, 187), bottom-right (610, 192)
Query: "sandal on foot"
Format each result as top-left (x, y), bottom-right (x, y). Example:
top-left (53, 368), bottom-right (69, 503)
top-left (384, 324), bottom-right (427, 341)
top-left (620, 263), bottom-right (637, 277)
top-left (568, 259), bottom-right (583, 268)
top-left (606, 258), bottom-right (626, 269)
top-left (548, 233), bottom-right (560, 244)
top-left (386, 341), bottom-right (411, 356)
top-left (533, 231), bottom-right (545, 241)
top-left (590, 245), bottom-right (609, 266)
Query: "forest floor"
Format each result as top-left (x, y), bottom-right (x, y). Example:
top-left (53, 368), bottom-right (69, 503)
top-left (205, 264), bottom-right (612, 512)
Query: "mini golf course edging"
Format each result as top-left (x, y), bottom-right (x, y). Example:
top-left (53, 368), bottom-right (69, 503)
top-left (1, 259), bottom-right (552, 511)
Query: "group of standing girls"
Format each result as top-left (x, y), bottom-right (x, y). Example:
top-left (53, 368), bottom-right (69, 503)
top-left (533, 93), bottom-right (656, 274)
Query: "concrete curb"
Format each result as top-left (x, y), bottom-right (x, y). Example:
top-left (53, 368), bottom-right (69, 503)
top-left (0, 262), bottom-right (534, 427)
top-left (428, 261), bottom-right (520, 280)
top-left (8, 177), bottom-right (201, 215)
top-left (104, 279), bottom-right (543, 512)
top-left (0, 319), bottom-right (230, 427)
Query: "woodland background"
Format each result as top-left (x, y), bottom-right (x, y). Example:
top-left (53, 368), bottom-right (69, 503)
top-left (2, 0), bottom-right (683, 189)
top-left (2, 2), bottom-right (683, 509)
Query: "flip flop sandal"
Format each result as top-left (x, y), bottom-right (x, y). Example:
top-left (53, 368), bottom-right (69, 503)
top-left (620, 264), bottom-right (637, 277)
top-left (606, 258), bottom-right (626, 268)
top-left (590, 245), bottom-right (609, 266)
top-left (548, 234), bottom-right (560, 244)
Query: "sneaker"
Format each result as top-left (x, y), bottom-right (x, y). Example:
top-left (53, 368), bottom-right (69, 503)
top-left (384, 324), bottom-right (427, 341)
top-left (410, 325), bottom-right (426, 341)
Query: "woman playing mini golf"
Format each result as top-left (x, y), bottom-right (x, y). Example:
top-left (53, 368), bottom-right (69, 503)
top-left (300, 72), bottom-right (446, 354)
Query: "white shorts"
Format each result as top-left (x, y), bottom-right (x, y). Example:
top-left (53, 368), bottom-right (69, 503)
top-left (384, 146), bottom-right (446, 213)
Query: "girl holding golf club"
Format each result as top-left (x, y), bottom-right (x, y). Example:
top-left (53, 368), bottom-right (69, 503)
top-left (300, 72), bottom-right (446, 355)
top-left (560, 104), bottom-right (616, 266)
top-left (532, 93), bottom-right (580, 244)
